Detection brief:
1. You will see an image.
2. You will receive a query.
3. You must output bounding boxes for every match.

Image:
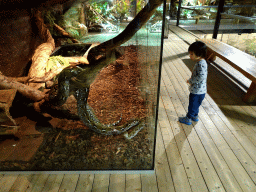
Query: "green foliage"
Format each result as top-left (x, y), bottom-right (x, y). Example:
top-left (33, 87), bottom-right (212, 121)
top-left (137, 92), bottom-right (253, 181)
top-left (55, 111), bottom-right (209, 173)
top-left (136, 0), bottom-right (146, 13)
top-left (84, 3), bottom-right (102, 25)
top-left (84, 2), bottom-right (111, 25)
top-left (181, 9), bottom-right (193, 18)
top-left (42, 10), bottom-right (56, 34)
top-left (85, 7), bottom-right (98, 25)
top-left (42, 9), bottom-right (65, 36)
top-left (66, 28), bottom-right (80, 38)
top-left (63, 5), bottom-right (80, 26)
top-left (182, 0), bottom-right (196, 6)
top-left (47, 56), bottom-right (69, 72)
top-left (150, 6), bottom-right (163, 22)
top-left (43, 10), bottom-right (55, 26)
top-left (112, 0), bottom-right (129, 22)
top-left (92, 2), bottom-right (111, 18)
top-left (65, 6), bottom-right (79, 19)
top-left (90, 2), bottom-right (103, 22)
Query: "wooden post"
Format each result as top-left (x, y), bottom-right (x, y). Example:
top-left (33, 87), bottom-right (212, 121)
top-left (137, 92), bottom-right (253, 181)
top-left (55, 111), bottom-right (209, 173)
top-left (176, 0), bottom-right (182, 26)
top-left (213, 0), bottom-right (225, 39)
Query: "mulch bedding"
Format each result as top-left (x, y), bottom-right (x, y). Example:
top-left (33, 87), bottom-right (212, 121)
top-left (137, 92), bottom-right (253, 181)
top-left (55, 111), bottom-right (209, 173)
top-left (0, 45), bottom-right (158, 171)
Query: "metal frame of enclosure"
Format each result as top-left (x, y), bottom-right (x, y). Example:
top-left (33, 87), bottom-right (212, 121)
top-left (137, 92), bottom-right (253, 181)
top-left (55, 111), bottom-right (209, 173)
top-left (0, 0), bottom-right (167, 174)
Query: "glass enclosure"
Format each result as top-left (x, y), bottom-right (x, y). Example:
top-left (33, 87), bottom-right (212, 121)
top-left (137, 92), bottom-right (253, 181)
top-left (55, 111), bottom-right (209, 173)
top-left (0, 0), bottom-right (164, 171)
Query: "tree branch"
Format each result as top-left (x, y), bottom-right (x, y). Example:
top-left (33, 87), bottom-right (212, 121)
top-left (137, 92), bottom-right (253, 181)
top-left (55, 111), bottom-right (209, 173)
top-left (28, 9), bottom-right (55, 80)
top-left (0, 74), bottom-right (45, 101)
top-left (53, 23), bottom-right (81, 43)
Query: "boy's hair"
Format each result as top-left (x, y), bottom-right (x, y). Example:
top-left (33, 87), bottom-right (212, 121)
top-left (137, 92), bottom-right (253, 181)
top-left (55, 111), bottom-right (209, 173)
top-left (188, 41), bottom-right (207, 58)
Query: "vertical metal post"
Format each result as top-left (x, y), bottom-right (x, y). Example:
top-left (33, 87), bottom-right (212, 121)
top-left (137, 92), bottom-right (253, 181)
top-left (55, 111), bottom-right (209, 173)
top-left (213, 0), bottom-right (225, 39)
top-left (153, 0), bottom-right (166, 170)
top-left (134, 0), bottom-right (137, 16)
top-left (163, 0), bottom-right (168, 38)
top-left (169, 2), bottom-right (171, 18)
top-left (176, 0), bottom-right (182, 26)
top-left (130, 0), bottom-right (137, 17)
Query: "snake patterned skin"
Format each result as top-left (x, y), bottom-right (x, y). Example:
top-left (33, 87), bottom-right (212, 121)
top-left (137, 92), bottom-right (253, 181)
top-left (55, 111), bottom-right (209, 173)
top-left (51, 66), bottom-right (144, 139)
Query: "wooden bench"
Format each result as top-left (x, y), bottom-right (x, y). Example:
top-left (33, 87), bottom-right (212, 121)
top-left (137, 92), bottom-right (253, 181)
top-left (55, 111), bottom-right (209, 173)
top-left (197, 38), bottom-right (256, 103)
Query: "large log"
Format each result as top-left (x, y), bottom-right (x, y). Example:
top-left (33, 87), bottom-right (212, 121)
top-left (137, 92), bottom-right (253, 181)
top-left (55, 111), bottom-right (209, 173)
top-left (27, 54), bottom-right (90, 84)
top-left (53, 23), bottom-right (80, 43)
top-left (8, 56), bottom-right (89, 85)
top-left (28, 9), bottom-right (55, 81)
top-left (0, 74), bottom-right (45, 101)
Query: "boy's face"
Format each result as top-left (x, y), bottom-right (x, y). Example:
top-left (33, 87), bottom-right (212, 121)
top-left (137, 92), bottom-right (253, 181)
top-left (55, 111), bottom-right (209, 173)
top-left (189, 51), bottom-right (202, 61)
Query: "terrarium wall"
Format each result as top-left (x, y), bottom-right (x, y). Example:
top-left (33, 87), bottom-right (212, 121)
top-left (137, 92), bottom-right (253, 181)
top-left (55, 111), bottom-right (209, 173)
top-left (57, 1), bottom-right (164, 171)
top-left (42, 2), bottom-right (163, 171)
top-left (0, 1), bottom-right (164, 171)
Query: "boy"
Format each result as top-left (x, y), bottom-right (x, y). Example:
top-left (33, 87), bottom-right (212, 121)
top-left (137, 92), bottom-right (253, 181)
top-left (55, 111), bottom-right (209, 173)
top-left (179, 41), bottom-right (208, 125)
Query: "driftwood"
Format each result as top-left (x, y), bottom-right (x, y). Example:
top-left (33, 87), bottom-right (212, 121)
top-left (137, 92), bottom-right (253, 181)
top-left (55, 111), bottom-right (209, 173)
top-left (8, 56), bottom-right (89, 84)
top-left (0, 0), bottom-right (164, 107)
top-left (25, 10), bottom-right (83, 89)
top-left (0, 74), bottom-right (45, 101)
top-left (28, 9), bottom-right (55, 81)
top-left (0, 89), bottom-right (19, 135)
top-left (27, 54), bottom-right (90, 84)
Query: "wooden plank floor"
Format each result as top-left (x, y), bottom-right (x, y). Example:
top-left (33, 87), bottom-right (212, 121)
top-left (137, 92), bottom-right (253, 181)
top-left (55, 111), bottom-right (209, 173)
top-left (1, 27), bottom-right (256, 192)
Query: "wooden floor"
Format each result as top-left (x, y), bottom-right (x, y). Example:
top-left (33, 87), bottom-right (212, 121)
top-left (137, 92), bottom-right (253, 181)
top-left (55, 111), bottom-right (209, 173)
top-left (1, 27), bottom-right (256, 192)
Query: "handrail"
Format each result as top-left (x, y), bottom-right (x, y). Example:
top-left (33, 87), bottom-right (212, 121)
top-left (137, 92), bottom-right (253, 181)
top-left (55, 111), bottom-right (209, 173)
top-left (179, 6), bottom-right (256, 22)
top-left (180, 7), bottom-right (216, 15)
top-left (181, 5), bottom-right (218, 9)
top-left (181, 5), bottom-right (256, 9)
top-left (221, 13), bottom-right (256, 22)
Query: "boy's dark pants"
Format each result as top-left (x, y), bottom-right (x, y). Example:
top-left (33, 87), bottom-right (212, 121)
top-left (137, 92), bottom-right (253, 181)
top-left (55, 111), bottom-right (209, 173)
top-left (186, 93), bottom-right (205, 119)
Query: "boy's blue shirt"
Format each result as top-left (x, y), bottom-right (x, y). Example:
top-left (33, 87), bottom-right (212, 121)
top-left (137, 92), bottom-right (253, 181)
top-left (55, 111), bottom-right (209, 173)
top-left (188, 59), bottom-right (208, 94)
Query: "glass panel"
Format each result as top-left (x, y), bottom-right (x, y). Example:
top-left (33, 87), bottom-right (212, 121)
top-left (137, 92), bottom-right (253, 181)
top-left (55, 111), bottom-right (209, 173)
top-left (0, 0), bottom-right (164, 171)
top-left (176, 0), bottom-right (256, 58)
top-left (173, 0), bottom-right (218, 28)
top-left (216, 0), bottom-right (256, 57)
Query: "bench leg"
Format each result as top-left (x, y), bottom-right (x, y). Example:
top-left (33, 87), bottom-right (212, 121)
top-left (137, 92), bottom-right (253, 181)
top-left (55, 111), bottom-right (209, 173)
top-left (243, 82), bottom-right (256, 103)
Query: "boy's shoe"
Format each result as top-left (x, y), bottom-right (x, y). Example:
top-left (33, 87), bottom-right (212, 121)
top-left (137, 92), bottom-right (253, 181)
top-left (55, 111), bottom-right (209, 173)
top-left (191, 116), bottom-right (199, 122)
top-left (179, 116), bottom-right (192, 125)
